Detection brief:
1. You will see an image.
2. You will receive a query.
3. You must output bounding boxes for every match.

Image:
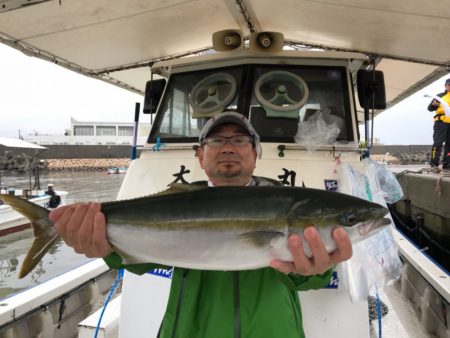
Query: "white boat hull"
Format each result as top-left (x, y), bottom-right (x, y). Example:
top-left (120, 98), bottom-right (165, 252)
top-left (0, 260), bottom-right (114, 338)
top-left (0, 191), bottom-right (67, 236)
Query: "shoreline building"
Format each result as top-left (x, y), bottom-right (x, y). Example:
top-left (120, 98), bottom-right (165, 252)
top-left (24, 117), bottom-right (151, 146)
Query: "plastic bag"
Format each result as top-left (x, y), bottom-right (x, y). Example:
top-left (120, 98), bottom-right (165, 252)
top-left (294, 110), bottom-right (340, 151)
top-left (336, 160), bottom-right (403, 302)
top-left (335, 161), bottom-right (371, 200)
top-left (362, 158), bottom-right (404, 204)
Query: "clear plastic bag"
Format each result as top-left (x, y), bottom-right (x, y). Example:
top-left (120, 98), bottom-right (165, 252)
top-left (294, 111), bottom-right (340, 151)
top-left (336, 160), bottom-right (403, 302)
top-left (362, 158), bottom-right (404, 204)
top-left (335, 161), bottom-right (371, 200)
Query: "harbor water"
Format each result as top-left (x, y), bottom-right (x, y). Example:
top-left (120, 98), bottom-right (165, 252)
top-left (0, 171), bottom-right (125, 299)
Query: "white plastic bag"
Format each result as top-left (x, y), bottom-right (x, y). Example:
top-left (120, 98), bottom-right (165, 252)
top-left (294, 111), bottom-right (340, 151)
top-left (336, 160), bottom-right (403, 302)
top-left (362, 158), bottom-right (404, 204)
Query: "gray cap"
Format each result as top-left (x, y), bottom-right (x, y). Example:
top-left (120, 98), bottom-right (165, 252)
top-left (446, 78), bottom-right (450, 85)
top-left (199, 112), bottom-right (262, 158)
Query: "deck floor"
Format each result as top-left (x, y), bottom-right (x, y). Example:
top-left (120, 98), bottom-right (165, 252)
top-left (371, 283), bottom-right (435, 338)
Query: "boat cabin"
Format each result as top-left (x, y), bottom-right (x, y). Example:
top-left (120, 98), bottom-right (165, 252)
top-left (115, 31), bottom-right (388, 338)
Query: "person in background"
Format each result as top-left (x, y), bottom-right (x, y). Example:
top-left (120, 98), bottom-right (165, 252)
top-left (427, 78), bottom-right (450, 173)
top-left (49, 112), bottom-right (353, 338)
top-left (45, 183), bottom-right (61, 208)
top-left (445, 118), bottom-right (450, 174)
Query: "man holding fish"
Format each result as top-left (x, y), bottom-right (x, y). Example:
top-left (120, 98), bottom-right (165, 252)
top-left (1, 112), bottom-right (392, 337)
top-left (49, 112), bottom-right (354, 338)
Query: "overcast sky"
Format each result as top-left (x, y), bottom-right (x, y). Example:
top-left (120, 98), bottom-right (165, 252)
top-left (0, 44), bottom-right (144, 138)
top-left (0, 43), bottom-right (447, 145)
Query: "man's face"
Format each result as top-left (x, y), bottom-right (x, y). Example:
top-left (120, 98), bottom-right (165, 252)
top-left (198, 123), bottom-right (257, 186)
top-left (445, 83), bottom-right (450, 92)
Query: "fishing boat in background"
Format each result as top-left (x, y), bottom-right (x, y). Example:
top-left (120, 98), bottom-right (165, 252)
top-left (0, 188), bottom-right (67, 236)
top-left (0, 137), bottom-right (68, 236)
top-left (106, 166), bottom-right (128, 175)
top-left (0, 1), bottom-right (448, 338)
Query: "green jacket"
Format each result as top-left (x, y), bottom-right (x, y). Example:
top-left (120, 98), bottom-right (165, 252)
top-left (105, 258), bottom-right (332, 338)
top-left (104, 177), bottom-right (333, 338)
top-left (161, 268), bottom-right (331, 338)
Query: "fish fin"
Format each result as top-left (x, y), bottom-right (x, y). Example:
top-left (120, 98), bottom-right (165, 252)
top-left (116, 250), bottom-right (141, 265)
top-left (160, 183), bottom-right (208, 195)
top-left (103, 183), bottom-right (209, 207)
top-left (238, 231), bottom-right (285, 247)
top-left (0, 194), bottom-right (57, 278)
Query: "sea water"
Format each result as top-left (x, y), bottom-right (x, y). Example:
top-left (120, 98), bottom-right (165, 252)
top-left (0, 171), bottom-right (125, 299)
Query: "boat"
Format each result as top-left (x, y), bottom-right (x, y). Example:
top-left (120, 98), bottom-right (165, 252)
top-left (106, 166), bottom-right (128, 175)
top-left (0, 137), bottom-right (68, 236)
top-left (0, 1), bottom-right (449, 338)
top-left (0, 188), bottom-right (68, 236)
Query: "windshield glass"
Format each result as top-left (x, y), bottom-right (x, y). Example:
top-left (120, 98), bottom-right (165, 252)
top-left (249, 65), bottom-right (352, 142)
top-left (150, 67), bottom-right (243, 142)
top-left (149, 64), bottom-right (353, 143)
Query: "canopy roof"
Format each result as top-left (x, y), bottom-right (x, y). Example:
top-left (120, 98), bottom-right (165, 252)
top-left (0, 0), bottom-right (449, 110)
top-left (0, 137), bottom-right (47, 149)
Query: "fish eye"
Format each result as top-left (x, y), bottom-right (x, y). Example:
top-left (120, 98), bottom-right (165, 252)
top-left (346, 214), bottom-right (357, 225)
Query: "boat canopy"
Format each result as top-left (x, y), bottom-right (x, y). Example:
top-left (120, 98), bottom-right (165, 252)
top-left (0, 0), bottom-right (448, 113)
top-left (0, 137), bottom-right (47, 149)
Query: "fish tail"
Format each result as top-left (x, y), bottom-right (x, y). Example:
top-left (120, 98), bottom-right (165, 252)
top-left (0, 194), bottom-right (59, 279)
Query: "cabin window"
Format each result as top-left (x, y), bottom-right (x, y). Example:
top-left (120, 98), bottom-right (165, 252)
top-left (153, 67), bottom-right (243, 141)
top-left (249, 66), bottom-right (352, 142)
top-left (149, 64), bottom-right (353, 143)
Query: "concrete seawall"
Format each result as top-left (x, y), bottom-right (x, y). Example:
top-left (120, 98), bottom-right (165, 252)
top-left (46, 158), bottom-right (131, 171)
top-left (7, 145), bottom-right (140, 159)
top-left (0, 144), bottom-right (433, 171)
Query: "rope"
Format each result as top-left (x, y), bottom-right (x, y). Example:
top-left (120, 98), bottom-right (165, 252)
top-left (436, 172), bottom-right (450, 196)
top-left (152, 137), bottom-right (165, 151)
top-left (435, 175), bottom-right (444, 196)
top-left (376, 285), bottom-right (382, 338)
top-left (94, 268), bottom-right (124, 338)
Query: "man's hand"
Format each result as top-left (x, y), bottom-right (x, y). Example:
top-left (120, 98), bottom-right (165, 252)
top-left (270, 227), bottom-right (352, 275)
top-left (50, 203), bottom-right (112, 258)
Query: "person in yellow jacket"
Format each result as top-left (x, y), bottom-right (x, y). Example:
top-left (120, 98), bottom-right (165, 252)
top-left (427, 78), bottom-right (450, 173)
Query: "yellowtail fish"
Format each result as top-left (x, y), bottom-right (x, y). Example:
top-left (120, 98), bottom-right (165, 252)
top-left (0, 184), bottom-right (390, 278)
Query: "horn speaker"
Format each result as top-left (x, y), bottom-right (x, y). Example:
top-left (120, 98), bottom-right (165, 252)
top-left (212, 29), bottom-right (243, 52)
top-left (249, 31), bottom-right (284, 53)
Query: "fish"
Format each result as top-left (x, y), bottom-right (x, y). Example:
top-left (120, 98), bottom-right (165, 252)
top-left (0, 184), bottom-right (390, 278)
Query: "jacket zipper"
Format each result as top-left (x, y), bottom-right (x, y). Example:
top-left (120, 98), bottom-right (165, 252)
top-left (233, 271), bottom-right (241, 338)
top-left (171, 269), bottom-right (190, 338)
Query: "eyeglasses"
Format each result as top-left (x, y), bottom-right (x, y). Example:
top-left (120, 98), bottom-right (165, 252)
top-left (203, 135), bottom-right (253, 147)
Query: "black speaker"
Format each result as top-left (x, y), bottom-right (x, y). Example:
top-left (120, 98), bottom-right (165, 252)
top-left (143, 79), bottom-right (166, 114)
top-left (357, 70), bottom-right (386, 109)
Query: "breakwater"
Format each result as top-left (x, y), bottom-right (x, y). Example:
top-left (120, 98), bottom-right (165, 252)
top-left (0, 144), bottom-right (432, 172)
top-left (0, 152), bottom-right (130, 172)
top-left (46, 158), bottom-right (131, 171)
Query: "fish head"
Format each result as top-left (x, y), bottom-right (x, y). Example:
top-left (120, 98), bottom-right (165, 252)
top-left (335, 201), bottom-right (391, 243)
top-left (288, 192), bottom-right (390, 231)
top-left (336, 202), bottom-right (389, 228)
